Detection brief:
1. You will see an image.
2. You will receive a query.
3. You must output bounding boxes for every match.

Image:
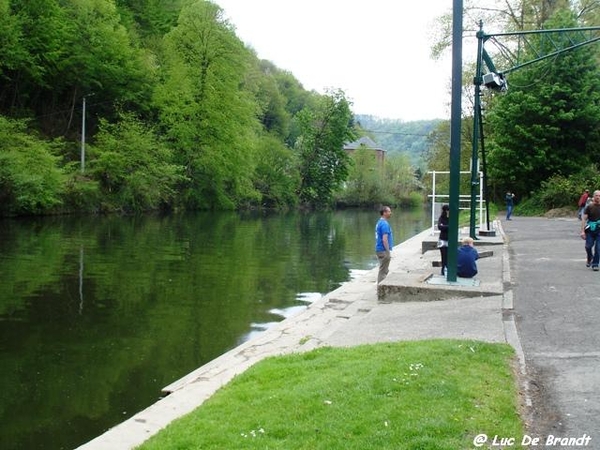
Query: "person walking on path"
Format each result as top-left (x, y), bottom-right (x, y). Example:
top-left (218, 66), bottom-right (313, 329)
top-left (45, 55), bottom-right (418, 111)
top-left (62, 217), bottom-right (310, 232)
top-left (578, 189), bottom-right (590, 220)
top-left (505, 191), bottom-right (515, 220)
top-left (580, 190), bottom-right (600, 271)
top-left (375, 206), bottom-right (394, 283)
top-left (457, 236), bottom-right (479, 278)
top-left (437, 204), bottom-right (449, 276)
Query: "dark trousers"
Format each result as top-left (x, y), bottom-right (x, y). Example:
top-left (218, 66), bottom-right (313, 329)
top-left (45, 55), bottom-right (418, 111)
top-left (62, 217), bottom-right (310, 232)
top-left (440, 247), bottom-right (448, 275)
top-left (585, 231), bottom-right (600, 267)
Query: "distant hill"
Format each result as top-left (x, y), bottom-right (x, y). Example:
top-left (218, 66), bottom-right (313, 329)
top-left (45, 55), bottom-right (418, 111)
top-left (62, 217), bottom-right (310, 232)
top-left (354, 115), bottom-right (443, 165)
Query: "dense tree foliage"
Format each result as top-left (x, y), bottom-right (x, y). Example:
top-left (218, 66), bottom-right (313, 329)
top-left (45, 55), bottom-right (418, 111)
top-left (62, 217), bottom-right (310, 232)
top-left (154, 1), bottom-right (260, 209)
top-left (0, 0), bottom-right (155, 136)
top-left (485, 9), bottom-right (600, 200)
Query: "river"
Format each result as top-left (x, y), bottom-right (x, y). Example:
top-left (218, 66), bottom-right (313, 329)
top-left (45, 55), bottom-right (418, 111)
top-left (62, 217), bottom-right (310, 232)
top-left (0, 208), bottom-right (430, 449)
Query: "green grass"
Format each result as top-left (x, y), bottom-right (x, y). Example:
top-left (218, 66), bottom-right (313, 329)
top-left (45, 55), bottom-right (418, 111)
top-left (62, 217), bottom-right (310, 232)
top-left (137, 340), bottom-right (525, 450)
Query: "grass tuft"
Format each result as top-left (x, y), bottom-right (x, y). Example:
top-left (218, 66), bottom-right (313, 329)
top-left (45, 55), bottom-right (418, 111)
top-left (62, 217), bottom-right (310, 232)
top-left (137, 339), bottom-right (525, 450)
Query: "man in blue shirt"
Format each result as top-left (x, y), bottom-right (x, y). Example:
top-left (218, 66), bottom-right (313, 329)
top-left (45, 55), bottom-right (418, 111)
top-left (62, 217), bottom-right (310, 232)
top-left (457, 237), bottom-right (479, 278)
top-left (375, 206), bottom-right (394, 283)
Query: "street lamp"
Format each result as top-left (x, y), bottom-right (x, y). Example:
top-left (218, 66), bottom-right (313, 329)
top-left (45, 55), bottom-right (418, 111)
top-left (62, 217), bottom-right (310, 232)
top-left (482, 72), bottom-right (507, 91)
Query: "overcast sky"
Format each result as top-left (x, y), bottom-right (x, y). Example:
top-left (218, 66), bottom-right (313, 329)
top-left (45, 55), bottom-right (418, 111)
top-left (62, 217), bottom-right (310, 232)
top-left (215, 0), bottom-right (455, 121)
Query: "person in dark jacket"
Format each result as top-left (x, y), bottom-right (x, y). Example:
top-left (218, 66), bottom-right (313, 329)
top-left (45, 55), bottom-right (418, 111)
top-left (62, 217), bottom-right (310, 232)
top-left (437, 205), bottom-right (449, 275)
top-left (580, 190), bottom-right (600, 271)
top-left (457, 236), bottom-right (479, 278)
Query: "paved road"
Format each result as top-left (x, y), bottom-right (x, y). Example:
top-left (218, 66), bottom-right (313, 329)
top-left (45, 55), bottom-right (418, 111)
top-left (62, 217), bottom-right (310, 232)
top-left (503, 216), bottom-right (600, 445)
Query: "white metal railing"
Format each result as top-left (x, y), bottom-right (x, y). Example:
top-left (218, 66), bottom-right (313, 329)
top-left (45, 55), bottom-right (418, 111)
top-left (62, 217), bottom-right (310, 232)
top-left (427, 170), bottom-right (486, 235)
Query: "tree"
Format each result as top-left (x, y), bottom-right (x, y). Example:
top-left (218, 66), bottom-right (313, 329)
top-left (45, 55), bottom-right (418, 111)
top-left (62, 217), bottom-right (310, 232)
top-left (340, 146), bottom-right (382, 206)
top-left (154, 0), bottom-right (260, 209)
top-left (295, 89), bottom-right (356, 207)
top-left (423, 119), bottom-right (475, 199)
top-left (485, 10), bottom-right (600, 197)
top-left (384, 153), bottom-right (423, 203)
top-left (432, 0), bottom-right (579, 60)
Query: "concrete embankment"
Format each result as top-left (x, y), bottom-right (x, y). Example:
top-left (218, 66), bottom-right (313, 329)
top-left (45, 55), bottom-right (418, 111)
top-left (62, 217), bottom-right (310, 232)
top-left (77, 221), bottom-right (518, 450)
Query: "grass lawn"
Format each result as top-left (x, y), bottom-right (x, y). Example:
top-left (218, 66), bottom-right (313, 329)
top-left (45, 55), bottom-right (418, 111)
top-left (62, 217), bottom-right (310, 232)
top-left (137, 339), bottom-right (525, 450)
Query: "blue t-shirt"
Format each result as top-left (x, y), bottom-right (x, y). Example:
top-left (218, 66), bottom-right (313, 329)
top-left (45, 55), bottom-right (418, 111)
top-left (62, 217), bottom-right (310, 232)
top-left (375, 218), bottom-right (393, 252)
top-left (457, 245), bottom-right (479, 278)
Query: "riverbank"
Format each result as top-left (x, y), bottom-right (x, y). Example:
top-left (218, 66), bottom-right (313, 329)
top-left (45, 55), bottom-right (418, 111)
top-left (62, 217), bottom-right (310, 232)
top-left (77, 220), bottom-right (519, 449)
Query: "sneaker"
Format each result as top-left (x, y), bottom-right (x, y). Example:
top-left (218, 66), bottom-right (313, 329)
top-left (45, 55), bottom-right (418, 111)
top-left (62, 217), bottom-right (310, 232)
top-left (594, 267), bottom-right (599, 272)
top-left (587, 261), bottom-right (591, 268)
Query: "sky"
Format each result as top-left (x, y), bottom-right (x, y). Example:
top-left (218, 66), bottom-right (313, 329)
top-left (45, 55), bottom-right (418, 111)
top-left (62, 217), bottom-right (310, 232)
top-left (215, 0), bottom-right (455, 121)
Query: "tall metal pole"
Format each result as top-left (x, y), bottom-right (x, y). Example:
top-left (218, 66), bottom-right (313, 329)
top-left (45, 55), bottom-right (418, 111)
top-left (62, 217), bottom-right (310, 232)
top-left (447, 0), bottom-right (463, 282)
top-left (81, 95), bottom-right (86, 174)
top-left (469, 22), bottom-right (484, 238)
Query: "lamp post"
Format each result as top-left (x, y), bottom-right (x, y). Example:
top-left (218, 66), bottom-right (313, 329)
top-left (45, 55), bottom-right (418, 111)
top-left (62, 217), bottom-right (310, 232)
top-left (468, 24), bottom-right (484, 239)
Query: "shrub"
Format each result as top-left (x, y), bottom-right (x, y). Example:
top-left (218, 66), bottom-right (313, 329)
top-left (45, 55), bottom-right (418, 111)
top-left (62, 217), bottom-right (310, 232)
top-left (0, 117), bottom-right (65, 216)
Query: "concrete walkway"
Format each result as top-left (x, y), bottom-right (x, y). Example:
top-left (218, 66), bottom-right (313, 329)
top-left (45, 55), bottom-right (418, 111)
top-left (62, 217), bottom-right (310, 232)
top-left (77, 220), bottom-right (522, 450)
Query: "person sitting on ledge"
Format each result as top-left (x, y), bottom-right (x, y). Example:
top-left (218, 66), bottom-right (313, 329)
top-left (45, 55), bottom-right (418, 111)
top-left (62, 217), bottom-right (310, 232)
top-left (457, 236), bottom-right (479, 278)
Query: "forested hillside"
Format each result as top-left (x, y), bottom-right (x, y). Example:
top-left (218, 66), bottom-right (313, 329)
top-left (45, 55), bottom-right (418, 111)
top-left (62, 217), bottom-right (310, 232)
top-left (0, 0), bottom-right (369, 216)
top-left (3, 0), bottom-right (600, 217)
top-left (355, 115), bottom-right (442, 165)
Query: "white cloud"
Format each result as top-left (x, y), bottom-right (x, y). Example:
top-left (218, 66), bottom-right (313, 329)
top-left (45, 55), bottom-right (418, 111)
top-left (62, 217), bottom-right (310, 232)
top-left (216, 0), bottom-right (455, 121)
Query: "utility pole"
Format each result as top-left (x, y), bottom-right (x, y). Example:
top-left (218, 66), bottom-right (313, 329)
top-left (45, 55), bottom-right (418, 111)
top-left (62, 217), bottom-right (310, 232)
top-left (81, 95), bottom-right (87, 174)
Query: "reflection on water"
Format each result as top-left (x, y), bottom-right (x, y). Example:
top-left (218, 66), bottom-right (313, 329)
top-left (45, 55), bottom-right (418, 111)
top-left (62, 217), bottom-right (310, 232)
top-left (243, 292), bottom-right (323, 342)
top-left (0, 208), bottom-right (428, 450)
top-left (349, 269), bottom-right (370, 279)
top-left (244, 293), bottom-right (322, 342)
